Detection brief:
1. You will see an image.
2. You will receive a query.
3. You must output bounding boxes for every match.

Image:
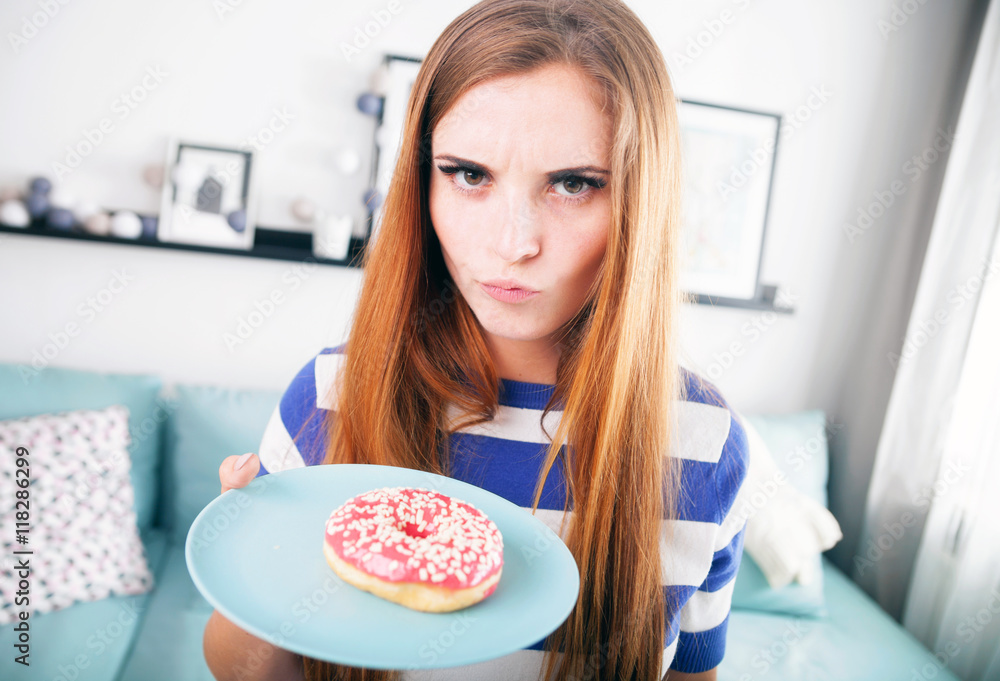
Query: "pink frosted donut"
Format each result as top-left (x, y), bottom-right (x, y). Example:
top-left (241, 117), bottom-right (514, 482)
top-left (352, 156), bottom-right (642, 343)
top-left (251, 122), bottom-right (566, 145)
top-left (323, 486), bottom-right (504, 612)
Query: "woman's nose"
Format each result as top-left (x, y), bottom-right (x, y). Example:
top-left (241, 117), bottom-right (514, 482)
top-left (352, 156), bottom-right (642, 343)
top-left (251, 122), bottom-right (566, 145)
top-left (493, 192), bottom-right (541, 262)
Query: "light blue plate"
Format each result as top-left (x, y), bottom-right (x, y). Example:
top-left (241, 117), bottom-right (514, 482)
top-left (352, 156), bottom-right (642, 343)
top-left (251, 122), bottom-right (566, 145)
top-left (185, 463), bottom-right (579, 670)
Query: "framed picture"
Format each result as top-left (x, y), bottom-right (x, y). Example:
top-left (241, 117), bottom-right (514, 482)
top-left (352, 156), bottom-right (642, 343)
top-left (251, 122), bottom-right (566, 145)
top-left (676, 100), bottom-right (781, 303)
top-left (158, 139), bottom-right (256, 250)
top-left (366, 54), bottom-right (423, 248)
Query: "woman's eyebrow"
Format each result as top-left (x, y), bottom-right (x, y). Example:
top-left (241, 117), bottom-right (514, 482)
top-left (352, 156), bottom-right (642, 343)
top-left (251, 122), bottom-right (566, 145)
top-left (433, 154), bottom-right (610, 176)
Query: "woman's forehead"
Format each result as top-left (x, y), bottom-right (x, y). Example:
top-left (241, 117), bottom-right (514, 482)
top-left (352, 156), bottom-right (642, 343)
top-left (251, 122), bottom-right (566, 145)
top-left (432, 64), bottom-right (612, 170)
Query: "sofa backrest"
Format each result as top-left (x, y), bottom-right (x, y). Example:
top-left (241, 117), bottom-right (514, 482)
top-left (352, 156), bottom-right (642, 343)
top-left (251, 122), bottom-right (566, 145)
top-left (157, 383), bottom-right (281, 544)
top-left (0, 362), bottom-right (166, 532)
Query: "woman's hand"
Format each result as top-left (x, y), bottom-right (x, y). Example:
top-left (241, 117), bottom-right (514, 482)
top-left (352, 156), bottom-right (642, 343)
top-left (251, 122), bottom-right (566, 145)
top-left (219, 452), bottom-right (261, 494)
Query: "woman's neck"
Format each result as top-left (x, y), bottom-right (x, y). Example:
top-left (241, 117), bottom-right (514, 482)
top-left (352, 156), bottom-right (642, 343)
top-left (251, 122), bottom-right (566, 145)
top-left (487, 334), bottom-right (560, 385)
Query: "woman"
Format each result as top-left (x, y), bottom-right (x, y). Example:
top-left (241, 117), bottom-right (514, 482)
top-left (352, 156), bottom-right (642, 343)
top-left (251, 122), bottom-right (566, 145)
top-left (204, 0), bottom-right (749, 679)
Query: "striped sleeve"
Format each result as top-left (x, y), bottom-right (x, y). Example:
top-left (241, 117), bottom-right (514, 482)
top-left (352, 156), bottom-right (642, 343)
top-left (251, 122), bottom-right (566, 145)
top-left (669, 405), bottom-right (750, 673)
top-left (255, 346), bottom-right (343, 477)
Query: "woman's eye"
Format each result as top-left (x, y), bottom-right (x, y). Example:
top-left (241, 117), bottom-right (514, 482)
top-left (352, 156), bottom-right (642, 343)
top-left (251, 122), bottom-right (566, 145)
top-left (456, 170), bottom-right (485, 188)
top-left (556, 178), bottom-right (586, 196)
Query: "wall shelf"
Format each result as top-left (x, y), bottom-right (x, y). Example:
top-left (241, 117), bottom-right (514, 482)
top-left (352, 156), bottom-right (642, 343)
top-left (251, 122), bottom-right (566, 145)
top-left (0, 217), bottom-right (367, 268)
top-left (690, 285), bottom-right (795, 314)
top-left (1, 219), bottom-right (793, 313)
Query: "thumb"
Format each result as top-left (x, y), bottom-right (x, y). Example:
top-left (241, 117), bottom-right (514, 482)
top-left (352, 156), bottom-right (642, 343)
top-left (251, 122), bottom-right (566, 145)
top-left (220, 452), bottom-right (260, 494)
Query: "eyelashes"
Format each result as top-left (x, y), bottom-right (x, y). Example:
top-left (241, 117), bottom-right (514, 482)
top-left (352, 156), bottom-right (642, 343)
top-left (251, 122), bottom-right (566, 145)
top-left (435, 163), bottom-right (607, 204)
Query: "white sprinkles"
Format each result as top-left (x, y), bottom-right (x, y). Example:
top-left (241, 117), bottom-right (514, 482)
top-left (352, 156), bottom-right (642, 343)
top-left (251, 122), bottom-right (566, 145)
top-left (325, 486), bottom-right (504, 587)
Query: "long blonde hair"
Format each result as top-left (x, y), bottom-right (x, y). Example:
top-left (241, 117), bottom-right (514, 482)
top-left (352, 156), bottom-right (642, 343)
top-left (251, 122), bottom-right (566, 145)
top-left (302, 1), bottom-right (691, 679)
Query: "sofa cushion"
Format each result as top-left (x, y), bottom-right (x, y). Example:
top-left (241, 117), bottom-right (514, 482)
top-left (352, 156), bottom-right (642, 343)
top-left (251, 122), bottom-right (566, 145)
top-left (0, 527), bottom-right (169, 681)
top-left (719, 557), bottom-right (961, 681)
top-left (117, 543), bottom-right (217, 681)
top-left (0, 406), bottom-right (154, 624)
top-left (159, 384), bottom-right (281, 545)
top-left (745, 410), bottom-right (831, 508)
top-left (0, 363), bottom-right (166, 531)
top-left (730, 410), bottom-right (833, 617)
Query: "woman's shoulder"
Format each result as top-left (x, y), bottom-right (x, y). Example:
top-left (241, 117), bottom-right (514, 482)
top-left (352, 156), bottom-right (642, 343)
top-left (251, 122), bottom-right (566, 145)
top-left (255, 345), bottom-right (346, 475)
top-left (674, 366), bottom-right (750, 524)
top-left (279, 343), bottom-right (347, 412)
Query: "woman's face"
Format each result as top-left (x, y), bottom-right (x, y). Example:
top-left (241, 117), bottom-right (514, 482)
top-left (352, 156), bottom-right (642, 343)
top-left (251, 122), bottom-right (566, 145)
top-left (429, 62), bottom-right (612, 357)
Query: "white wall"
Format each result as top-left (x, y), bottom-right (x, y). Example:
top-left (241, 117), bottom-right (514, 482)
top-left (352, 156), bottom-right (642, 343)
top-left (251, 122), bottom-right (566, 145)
top-left (0, 0), bottom-right (984, 577)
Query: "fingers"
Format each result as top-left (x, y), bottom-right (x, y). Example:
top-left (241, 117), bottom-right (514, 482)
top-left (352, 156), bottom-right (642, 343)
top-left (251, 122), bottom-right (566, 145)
top-left (219, 452), bottom-right (261, 495)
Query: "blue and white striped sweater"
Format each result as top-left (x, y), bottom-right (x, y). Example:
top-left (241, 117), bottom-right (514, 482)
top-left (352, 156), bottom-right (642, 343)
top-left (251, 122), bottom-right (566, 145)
top-left (256, 344), bottom-right (749, 679)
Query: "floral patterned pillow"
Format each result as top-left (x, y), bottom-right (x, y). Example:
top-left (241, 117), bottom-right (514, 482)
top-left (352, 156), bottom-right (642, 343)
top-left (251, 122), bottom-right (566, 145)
top-left (0, 405), bottom-right (154, 624)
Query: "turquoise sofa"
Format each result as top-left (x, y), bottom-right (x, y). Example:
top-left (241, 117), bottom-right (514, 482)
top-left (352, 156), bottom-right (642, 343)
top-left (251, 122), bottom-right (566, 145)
top-left (0, 363), bottom-right (958, 681)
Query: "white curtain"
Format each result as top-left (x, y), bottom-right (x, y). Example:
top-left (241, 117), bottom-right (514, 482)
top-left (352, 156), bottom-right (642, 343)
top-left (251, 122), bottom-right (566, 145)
top-left (854, 1), bottom-right (1000, 679)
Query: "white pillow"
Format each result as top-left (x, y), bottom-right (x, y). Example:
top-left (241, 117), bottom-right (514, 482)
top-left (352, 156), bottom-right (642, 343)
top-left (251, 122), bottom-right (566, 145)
top-left (0, 405), bottom-right (154, 624)
top-left (738, 415), bottom-right (843, 589)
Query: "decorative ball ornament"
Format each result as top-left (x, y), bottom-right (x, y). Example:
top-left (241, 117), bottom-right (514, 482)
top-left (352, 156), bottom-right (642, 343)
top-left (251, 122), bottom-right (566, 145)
top-left (71, 201), bottom-right (100, 224)
top-left (25, 192), bottom-right (49, 219)
top-left (48, 185), bottom-right (77, 210)
top-left (110, 211), bottom-right (142, 238)
top-left (140, 215), bottom-right (158, 239)
top-left (336, 148), bottom-right (361, 175)
top-left (0, 200), bottom-right (30, 227)
top-left (46, 208), bottom-right (75, 230)
top-left (291, 197), bottom-right (317, 223)
top-left (0, 186), bottom-right (23, 202)
top-left (171, 162), bottom-right (203, 190)
top-left (356, 92), bottom-right (384, 118)
top-left (29, 176), bottom-right (52, 195)
top-left (363, 188), bottom-right (382, 211)
top-left (142, 163), bottom-right (165, 190)
top-left (84, 212), bottom-right (112, 236)
top-left (227, 209), bottom-right (246, 233)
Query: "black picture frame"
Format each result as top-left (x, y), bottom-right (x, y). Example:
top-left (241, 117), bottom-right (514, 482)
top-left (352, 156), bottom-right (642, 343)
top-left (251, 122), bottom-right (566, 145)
top-left (158, 139), bottom-right (256, 251)
top-left (676, 99), bottom-right (782, 307)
